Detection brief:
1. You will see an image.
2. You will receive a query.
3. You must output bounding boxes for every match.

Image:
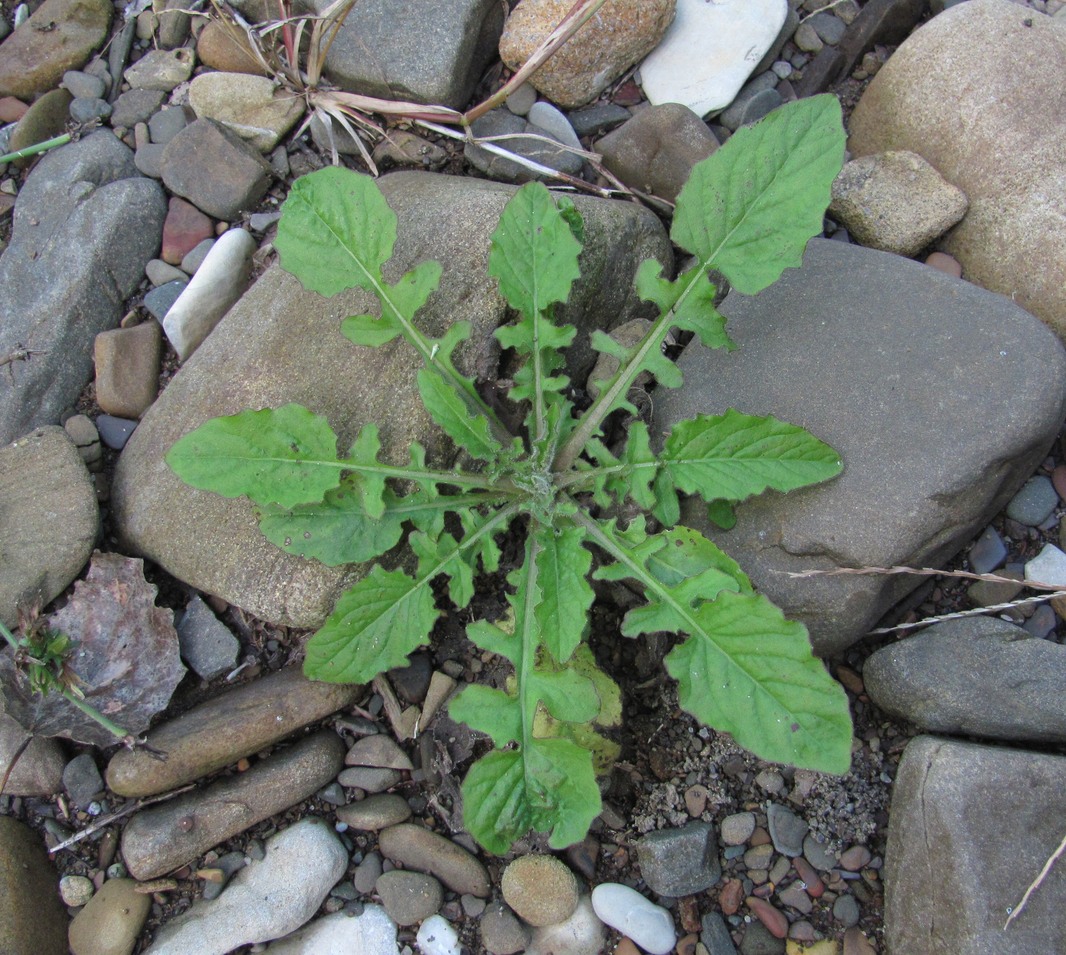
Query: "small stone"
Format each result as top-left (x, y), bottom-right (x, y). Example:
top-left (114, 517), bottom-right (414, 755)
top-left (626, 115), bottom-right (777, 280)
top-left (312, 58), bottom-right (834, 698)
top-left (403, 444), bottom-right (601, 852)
top-left (1006, 475), bottom-right (1059, 527)
top-left (684, 785), bottom-right (709, 817)
top-left (181, 238), bottom-right (215, 275)
top-left (372, 130), bottom-right (448, 169)
top-left (461, 894), bottom-right (486, 918)
top-left (637, 821), bottom-right (721, 897)
top-left (718, 878), bottom-right (744, 916)
top-left (838, 845), bottom-right (871, 872)
top-left (1026, 543), bottom-right (1066, 588)
top-left (148, 106), bottom-right (190, 146)
top-left (766, 804), bottom-right (808, 857)
top-left (60, 874), bottom-right (96, 907)
top-left (95, 415), bottom-right (138, 450)
top-left (110, 89), bottom-right (166, 128)
top-left (803, 834), bottom-right (839, 871)
top-left (968, 525), bottom-right (1008, 574)
top-left (794, 21), bottom-right (824, 53)
top-left (69, 97), bottom-right (112, 123)
top-left (93, 322), bottom-right (162, 419)
top-left (143, 280), bottom-right (188, 322)
top-left (842, 927), bottom-right (876, 955)
top-left (786, 921), bottom-right (817, 943)
top-left (501, 854), bottom-right (579, 927)
top-left (188, 71), bottom-right (304, 152)
top-left (925, 251), bottom-right (962, 278)
top-left (464, 108), bottom-right (583, 183)
top-left (701, 911), bottom-right (738, 955)
top-left (354, 852), bottom-right (384, 894)
top-left (336, 794), bottom-right (412, 831)
top-left (528, 894), bottom-right (605, 955)
top-left (719, 87), bottom-right (783, 132)
top-left (123, 48), bottom-right (195, 92)
top-left (378, 824), bottom-right (490, 897)
top-left (63, 752), bottom-right (104, 809)
top-left (528, 101), bottom-right (582, 151)
top-left (568, 102), bottom-right (632, 138)
top-left (161, 197), bottom-right (214, 266)
top-left (591, 883), bottom-right (676, 955)
top-left (176, 594), bottom-right (240, 680)
top-left (776, 883), bottom-right (812, 915)
top-left (416, 914), bottom-right (461, 955)
top-left (504, 83), bottom-right (537, 116)
top-left (376, 870), bottom-right (443, 926)
top-left (755, 769), bottom-right (785, 794)
top-left (68, 878), bottom-right (151, 955)
top-left (832, 893), bottom-right (860, 928)
top-left (480, 901), bottom-right (531, 955)
top-left (720, 812), bottom-right (756, 846)
top-left (196, 19), bottom-right (271, 76)
top-left (346, 734), bottom-right (414, 771)
top-left (146, 259), bottom-right (189, 287)
top-left (744, 844), bottom-right (774, 870)
top-left (792, 857), bottom-right (824, 898)
top-left (337, 766), bottom-right (402, 793)
top-left (745, 897), bottom-right (787, 939)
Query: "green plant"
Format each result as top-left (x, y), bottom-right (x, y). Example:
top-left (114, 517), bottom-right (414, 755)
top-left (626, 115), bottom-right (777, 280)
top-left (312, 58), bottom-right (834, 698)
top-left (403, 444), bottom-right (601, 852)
top-left (167, 95), bottom-right (852, 853)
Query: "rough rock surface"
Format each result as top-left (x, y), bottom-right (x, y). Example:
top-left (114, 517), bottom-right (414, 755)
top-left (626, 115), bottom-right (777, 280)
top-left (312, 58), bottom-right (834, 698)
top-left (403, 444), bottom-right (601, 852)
top-left (864, 616), bottom-right (1066, 741)
top-left (848, 0), bottom-right (1066, 337)
top-left (0, 133), bottom-right (166, 445)
top-left (829, 150), bottom-right (969, 256)
top-left (0, 816), bottom-right (69, 955)
top-left (113, 172), bottom-right (671, 627)
top-left (309, 0), bottom-right (504, 109)
top-left (886, 736), bottom-right (1066, 954)
top-left (142, 818), bottom-right (348, 954)
top-left (0, 427), bottom-right (98, 628)
top-left (0, 0), bottom-right (112, 100)
top-left (652, 239), bottom-right (1066, 655)
top-left (500, 0), bottom-right (676, 109)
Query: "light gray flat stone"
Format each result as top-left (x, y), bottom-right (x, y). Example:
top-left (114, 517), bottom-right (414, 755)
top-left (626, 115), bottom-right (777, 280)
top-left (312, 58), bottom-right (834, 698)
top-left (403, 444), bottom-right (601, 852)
top-left (652, 238), bottom-right (1066, 655)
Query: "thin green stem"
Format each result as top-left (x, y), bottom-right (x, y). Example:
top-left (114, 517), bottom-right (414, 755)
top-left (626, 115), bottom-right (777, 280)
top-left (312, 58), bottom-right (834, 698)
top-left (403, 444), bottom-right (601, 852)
top-left (0, 133), bottom-right (71, 165)
top-left (515, 533), bottom-right (543, 756)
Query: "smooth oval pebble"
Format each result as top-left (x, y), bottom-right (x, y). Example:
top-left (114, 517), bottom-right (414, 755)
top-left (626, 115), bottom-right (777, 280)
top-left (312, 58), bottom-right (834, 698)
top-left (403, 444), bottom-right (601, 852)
top-left (68, 878), bottom-right (152, 955)
top-left (501, 854), bottom-right (579, 927)
top-left (337, 766), bottom-right (402, 793)
top-left (375, 870), bottom-right (443, 926)
top-left (60, 874), bottom-right (95, 907)
top-left (591, 883), bottom-right (676, 955)
top-left (335, 793), bottom-right (411, 831)
top-left (345, 734), bottom-right (414, 770)
top-left (378, 824), bottom-right (490, 897)
top-left (720, 811), bottom-right (755, 846)
top-left (746, 896), bottom-right (788, 939)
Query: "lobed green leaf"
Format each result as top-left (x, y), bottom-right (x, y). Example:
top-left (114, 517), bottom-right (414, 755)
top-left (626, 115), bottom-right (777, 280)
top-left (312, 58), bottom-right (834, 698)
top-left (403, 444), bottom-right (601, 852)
top-left (533, 523), bottom-right (593, 664)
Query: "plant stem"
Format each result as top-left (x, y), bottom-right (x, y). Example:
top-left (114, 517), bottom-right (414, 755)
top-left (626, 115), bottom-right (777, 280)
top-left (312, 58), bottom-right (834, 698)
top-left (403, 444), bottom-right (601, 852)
top-left (0, 619), bottom-right (130, 741)
top-left (0, 133), bottom-right (71, 165)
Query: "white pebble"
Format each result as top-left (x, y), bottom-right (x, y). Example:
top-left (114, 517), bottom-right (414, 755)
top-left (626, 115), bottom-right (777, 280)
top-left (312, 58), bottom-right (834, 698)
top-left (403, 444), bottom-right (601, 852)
top-left (415, 915), bottom-right (460, 955)
top-left (591, 883), bottom-right (676, 955)
top-left (1026, 543), bottom-right (1066, 587)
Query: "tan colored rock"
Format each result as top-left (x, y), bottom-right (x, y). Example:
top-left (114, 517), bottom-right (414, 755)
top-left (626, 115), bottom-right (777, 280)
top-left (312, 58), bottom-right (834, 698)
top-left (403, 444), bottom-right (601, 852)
top-left (0, 427), bottom-right (98, 629)
top-left (94, 322), bottom-right (162, 419)
top-left (68, 878), bottom-right (151, 955)
top-left (105, 665), bottom-right (359, 797)
top-left (0, 817), bottom-right (68, 954)
top-left (848, 0), bottom-right (1066, 337)
top-left (378, 823), bottom-right (491, 897)
top-left (500, 0), bottom-right (675, 109)
top-left (188, 72), bottom-right (304, 152)
top-left (829, 150), bottom-right (968, 257)
top-left (502, 855), bottom-right (580, 927)
top-left (196, 19), bottom-right (271, 76)
top-left (0, 0), bottom-right (112, 100)
top-left (120, 730), bottom-right (345, 880)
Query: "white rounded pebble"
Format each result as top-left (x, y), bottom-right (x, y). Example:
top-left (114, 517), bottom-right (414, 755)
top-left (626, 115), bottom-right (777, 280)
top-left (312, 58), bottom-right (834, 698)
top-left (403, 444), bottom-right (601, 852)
top-left (590, 883), bottom-right (676, 955)
top-left (415, 914), bottom-right (460, 955)
top-left (265, 906), bottom-right (398, 954)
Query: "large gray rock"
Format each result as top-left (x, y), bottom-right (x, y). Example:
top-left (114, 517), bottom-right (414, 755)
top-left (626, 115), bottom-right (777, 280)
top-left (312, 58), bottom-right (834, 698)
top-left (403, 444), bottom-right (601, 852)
top-left (0, 132), bottom-right (166, 445)
top-left (652, 239), bottom-right (1066, 656)
top-left (113, 171), bottom-right (671, 627)
top-left (0, 427), bottom-right (98, 628)
top-left (309, 0), bottom-right (504, 109)
top-left (848, 0), bottom-right (1066, 338)
top-left (886, 736), bottom-right (1066, 954)
top-left (864, 617), bottom-right (1066, 742)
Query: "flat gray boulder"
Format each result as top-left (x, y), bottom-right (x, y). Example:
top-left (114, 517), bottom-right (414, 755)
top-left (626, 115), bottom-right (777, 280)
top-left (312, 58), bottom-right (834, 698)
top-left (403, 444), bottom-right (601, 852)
top-left (848, 0), bottom-right (1066, 338)
top-left (886, 736), bottom-right (1066, 954)
top-left (864, 617), bottom-right (1066, 742)
top-left (0, 427), bottom-right (98, 628)
top-left (652, 239), bottom-right (1066, 656)
top-left (0, 132), bottom-right (166, 445)
top-left (113, 172), bottom-right (671, 627)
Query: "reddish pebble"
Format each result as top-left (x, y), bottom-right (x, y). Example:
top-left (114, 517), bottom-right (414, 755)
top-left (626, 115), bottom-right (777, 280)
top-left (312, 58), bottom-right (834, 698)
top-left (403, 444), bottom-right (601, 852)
top-left (839, 845), bottom-right (872, 872)
top-left (161, 197), bottom-right (214, 265)
top-left (925, 251), bottom-right (962, 278)
top-left (614, 938), bottom-right (641, 955)
top-left (843, 926), bottom-right (878, 955)
top-left (718, 878), bottom-right (744, 916)
top-left (836, 665), bottom-right (864, 695)
top-left (750, 826), bottom-right (772, 847)
top-left (1052, 464), bottom-right (1066, 501)
top-left (788, 919), bottom-right (817, 942)
top-left (678, 895), bottom-right (701, 933)
top-left (612, 80), bottom-right (643, 106)
top-left (746, 896), bottom-right (788, 939)
top-left (793, 855), bottom-right (825, 897)
top-left (0, 96), bottom-right (28, 123)
top-left (676, 933), bottom-right (699, 955)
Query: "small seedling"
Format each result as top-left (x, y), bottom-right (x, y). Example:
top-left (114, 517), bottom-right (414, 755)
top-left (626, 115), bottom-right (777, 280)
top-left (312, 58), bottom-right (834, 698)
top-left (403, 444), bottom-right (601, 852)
top-left (168, 95), bottom-right (853, 853)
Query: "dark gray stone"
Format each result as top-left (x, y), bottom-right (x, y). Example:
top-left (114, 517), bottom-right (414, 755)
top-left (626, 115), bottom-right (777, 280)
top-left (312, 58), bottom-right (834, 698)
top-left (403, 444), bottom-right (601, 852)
top-left (148, 105), bottom-right (190, 145)
top-left (637, 820), bottom-right (721, 897)
top-left (702, 912), bottom-right (739, 955)
top-left (652, 239), bottom-right (1066, 656)
top-left (113, 172), bottom-right (671, 627)
top-left (465, 108), bottom-right (584, 183)
top-left (793, 47), bottom-right (845, 97)
top-left (313, 0), bottom-right (504, 109)
top-left (176, 594), bottom-right (240, 680)
top-left (161, 119), bottom-right (272, 220)
top-left (1005, 475), bottom-right (1058, 526)
top-left (0, 427), bottom-right (97, 629)
top-left (596, 103), bottom-right (718, 202)
top-left (143, 279), bottom-right (188, 321)
top-left (568, 102), bottom-right (632, 138)
top-left (96, 414), bottom-right (137, 450)
top-left (110, 88), bottom-right (166, 127)
top-left (836, 0), bottom-right (926, 80)
top-left (886, 735), bottom-right (1066, 954)
top-left (766, 803), bottom-right (808, 858)
top-left (69, 97), bottom-right (112, 123)
top-left (719, 88), bottom-right (783, 132)
top-left (968, 525), bottom-right (1008, 574)
top-left (62, 753), bottom-right (104, 809)
top-left (739, 921), bottom-right (784, 955)
top-left (807, 12), bottom-right (847, 45)
top-left (0, 132), bottom-right (165, 444)
top-left (864, 616), bottom-right (1066, 741)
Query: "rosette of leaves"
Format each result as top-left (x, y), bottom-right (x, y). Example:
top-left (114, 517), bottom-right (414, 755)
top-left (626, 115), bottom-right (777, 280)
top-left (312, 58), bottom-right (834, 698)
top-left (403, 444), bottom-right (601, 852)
top-left (167, 95), bottom-right (852, 854)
